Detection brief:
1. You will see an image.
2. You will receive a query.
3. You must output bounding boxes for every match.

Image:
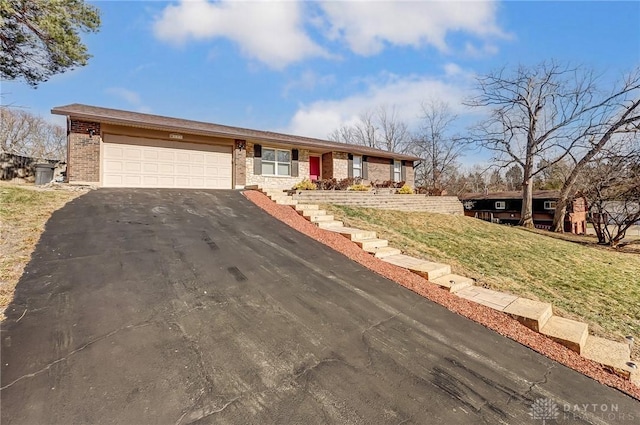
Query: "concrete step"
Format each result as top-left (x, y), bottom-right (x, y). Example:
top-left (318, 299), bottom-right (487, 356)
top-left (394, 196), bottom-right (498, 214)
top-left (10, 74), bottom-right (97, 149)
top-left (300, 209), bottom-right (327, 218)
top-left (308, 214), bottom-right (335, 223)
top-left (583, 336), bottom-right (634, 380)
top-left (274, 199), bottom-right (297, 206)
top-left (540, 316), bottom-right (589, 354)
top-left (295, 204), bottom-right (319, 212)
top-left (364, 246), bottom-right (402, 258)
top-left (317, 220), bottom-right (344, 229)
top-left (430, 274), bottom-right (474, 293)
top-left (354, 238), bottom-right (388, 250)
top-left (334, 227), bottom-right (377, 241)
top-left (381, 254), bottom-right (451, 280)
top-left (454, 286), bottom-right (519, 311)
top-left (503, 298), bottom-right (553, 332)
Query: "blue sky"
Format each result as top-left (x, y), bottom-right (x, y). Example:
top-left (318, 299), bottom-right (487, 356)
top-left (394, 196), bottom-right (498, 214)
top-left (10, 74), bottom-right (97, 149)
top-left (2, 0), bottom-right (639, 159)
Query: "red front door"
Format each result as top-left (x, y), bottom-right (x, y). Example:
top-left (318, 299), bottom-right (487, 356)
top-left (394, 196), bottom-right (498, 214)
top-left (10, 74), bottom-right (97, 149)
top-left (309, 156), bottom-right (320, 181)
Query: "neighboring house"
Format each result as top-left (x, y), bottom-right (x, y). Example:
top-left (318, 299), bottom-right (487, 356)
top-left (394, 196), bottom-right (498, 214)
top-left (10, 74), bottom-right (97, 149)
top-left (591, 201), bottom-right (640, 225)
top-left (459, 190), bottom-right (588, 234)
top-left (51, 104), bottom-right (418, 190)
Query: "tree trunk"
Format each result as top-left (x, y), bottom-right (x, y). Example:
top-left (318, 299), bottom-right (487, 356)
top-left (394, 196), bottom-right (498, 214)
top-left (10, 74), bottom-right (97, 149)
top-left (520, 178), bottom-right (535, 228)
top-left (551, 185), bottom-right (572, 233)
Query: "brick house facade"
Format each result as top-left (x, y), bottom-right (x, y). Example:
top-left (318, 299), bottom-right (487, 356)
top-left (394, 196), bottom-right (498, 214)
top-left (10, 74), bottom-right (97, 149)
top-left (52, 104), bottom-right (419, 190)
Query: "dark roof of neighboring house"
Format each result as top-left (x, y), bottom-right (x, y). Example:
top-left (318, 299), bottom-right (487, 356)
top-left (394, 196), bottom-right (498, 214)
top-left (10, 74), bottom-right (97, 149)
top-left (459, 190), bottom-right (562, 201)
top-left (51, 104), bottom-right (420, 161)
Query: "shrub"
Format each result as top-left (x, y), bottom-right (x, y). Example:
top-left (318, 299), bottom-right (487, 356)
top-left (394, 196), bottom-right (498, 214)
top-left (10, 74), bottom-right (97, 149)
top-left (315, 178), bottom-right (338, 190)
top-left (397, 184), bottom-right (414, 194)
top-left (373, 180), bottom-right (405, 189)
top-left (336, 177), bottom-right (362, 190)
top-left (292, 178), bottom-right (316, 190)
top-left (348, 184), bottom-right (371, 191)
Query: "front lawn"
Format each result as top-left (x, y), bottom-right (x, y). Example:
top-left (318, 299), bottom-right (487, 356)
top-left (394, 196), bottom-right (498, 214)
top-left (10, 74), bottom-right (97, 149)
top-left (327, 205), bottom-right (640, 358)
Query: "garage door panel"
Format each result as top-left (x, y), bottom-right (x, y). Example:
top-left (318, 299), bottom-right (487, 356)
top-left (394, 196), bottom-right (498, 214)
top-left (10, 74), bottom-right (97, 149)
top-left (104, 160), bottom-right (123, 172)
top-left (102, 135), bottom-right (232, 189)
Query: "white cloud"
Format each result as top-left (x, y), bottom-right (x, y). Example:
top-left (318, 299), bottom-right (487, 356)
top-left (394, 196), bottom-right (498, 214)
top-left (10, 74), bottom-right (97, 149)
top-left (105, 87), bottom-right (151, 113)
top-left (319, 1), bottom-right (505, 56)
top-left (153, 0), bottom-right (329, 69)
top-left (284, 70), bottom-right (474, 139)
top-left (152, 1), bottom-right (507, 69)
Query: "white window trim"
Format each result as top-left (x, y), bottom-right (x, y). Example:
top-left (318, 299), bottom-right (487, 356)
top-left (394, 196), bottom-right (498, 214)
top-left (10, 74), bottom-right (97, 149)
top-left (262, 148), bottom-right (291, 177)
top-left (353, 155), bottom-right (362, 178)
top-left (544, 200), bottom-right (557, 210)
top-left (393, 160), bottom-right (402, 182)
top-left (495, 201), bottom-right (506, 210)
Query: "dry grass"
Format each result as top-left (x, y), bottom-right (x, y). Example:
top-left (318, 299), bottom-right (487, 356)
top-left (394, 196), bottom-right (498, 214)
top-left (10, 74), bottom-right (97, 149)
top-left (0, 182), bottom-right (86, 313)
top-left (327, 205), bottom-right (640, 353)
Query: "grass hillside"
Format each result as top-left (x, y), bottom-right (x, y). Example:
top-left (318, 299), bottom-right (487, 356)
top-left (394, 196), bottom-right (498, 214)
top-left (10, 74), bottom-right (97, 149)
top-left (0, 183), bottom-right (84, 311)
top-left (326, 205), bottom-right (640, 351)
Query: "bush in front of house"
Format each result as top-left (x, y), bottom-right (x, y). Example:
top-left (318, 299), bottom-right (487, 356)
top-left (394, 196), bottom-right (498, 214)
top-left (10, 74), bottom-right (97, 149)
top-left (292, 178), bottom-right (317, 190)
top-left (373, 180), bottom-right (405, 189)
top-left (397, 184), bottom-right (414, 194)
top-left (348, 183), bottom-right (371, 191)
top-left (314, 177), bottom-right (367, 190)
top-left (315, 178), bottom-right (338, 190)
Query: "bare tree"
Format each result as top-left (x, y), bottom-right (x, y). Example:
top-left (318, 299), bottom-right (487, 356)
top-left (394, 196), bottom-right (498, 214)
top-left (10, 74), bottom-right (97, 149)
top-left (585, 153), bottom-right (640, 246)
top-left (411, 100), bottom-right (465, 191)
top-left (0, 107), bottom-right (66, 160)
top-left (505, 165), bottom-right (523, 191)
top-left (550, 70), bottom-right (640, 231)
top-left (467, 62), bottom-right (640, 228)
top-left (328, 105), bottom-right (410, 153)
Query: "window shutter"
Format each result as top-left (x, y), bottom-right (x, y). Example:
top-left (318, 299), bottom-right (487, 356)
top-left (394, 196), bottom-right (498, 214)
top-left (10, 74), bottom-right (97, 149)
top-left (401, 160), bottom-right (406, 182)
top-left (291, 149), bottom-right (299, 177)
top-left (348, 153), bottom-right (353, 178)
top-left (362, 156), bottom-right (368, 180)
top-left (390, 159), bottom-right (394, 181)
top-left (254, 144), bottom-right (262, 175)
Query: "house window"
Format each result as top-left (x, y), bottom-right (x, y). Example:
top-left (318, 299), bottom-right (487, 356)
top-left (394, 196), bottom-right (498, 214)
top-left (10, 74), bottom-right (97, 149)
top-left (393, 160), bottom-right (402, 182)
top-left (262, 148), bottom-right (291, 176)
top-left (495, 201), bottom-right (506, 210)
top-left (353, 155), bottom-right (362, 178)
top-left (544, 200), bottom-right (557, 210)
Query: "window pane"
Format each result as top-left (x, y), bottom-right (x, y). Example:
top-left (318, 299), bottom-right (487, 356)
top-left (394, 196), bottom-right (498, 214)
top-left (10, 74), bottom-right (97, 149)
top-left (263, 149), bottom-right (275, 161)
top-left (277, 150), bottom-right (290, 162)
top-left (353, 156), bottom-right (361, 167)
top-left (277, 163), bottom-right (290, 176)
top-left (394, 160), bottom-right (401, 172)
top-left (394, 171), bottom-right (401, 182)
top-left (262, 162), bottom-right (275, 175)
top-left (354, 169), bottom-right (362, 178)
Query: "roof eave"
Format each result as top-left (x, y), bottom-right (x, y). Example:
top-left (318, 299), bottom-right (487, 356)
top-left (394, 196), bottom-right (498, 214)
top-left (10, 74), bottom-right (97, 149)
top-left (51, 106), bottom-right (420, 162)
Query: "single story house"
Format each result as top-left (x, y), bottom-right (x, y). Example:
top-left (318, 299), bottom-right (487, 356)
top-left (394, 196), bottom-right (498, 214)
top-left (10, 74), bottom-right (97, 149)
top-left (459, 190), bottom-right (588, 234)
top-left (51, 104), bottom-right (419, 190)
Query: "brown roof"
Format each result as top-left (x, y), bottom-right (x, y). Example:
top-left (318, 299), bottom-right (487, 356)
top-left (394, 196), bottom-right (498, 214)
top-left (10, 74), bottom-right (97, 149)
top-left (51, 104), bottom-right (420, 161)
top-left (459, 190), bottom-right (562, 200)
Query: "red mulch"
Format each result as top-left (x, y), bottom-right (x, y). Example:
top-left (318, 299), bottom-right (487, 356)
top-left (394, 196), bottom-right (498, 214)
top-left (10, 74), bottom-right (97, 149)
top-left (243, 190), bottom-right (640, 400)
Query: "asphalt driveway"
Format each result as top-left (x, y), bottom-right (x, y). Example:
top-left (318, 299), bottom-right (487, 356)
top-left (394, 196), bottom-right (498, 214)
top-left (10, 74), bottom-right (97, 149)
top-left (1, 189), bottom-right (638, 424)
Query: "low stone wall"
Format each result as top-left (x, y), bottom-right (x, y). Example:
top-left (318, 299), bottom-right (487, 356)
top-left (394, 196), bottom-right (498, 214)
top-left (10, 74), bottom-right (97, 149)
top-left (292, 191), bottom-right (464, 215)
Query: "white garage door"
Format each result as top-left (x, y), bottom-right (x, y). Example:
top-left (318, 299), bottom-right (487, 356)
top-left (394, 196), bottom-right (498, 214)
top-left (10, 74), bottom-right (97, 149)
top-left (102, 135), bottom-right (232, 189)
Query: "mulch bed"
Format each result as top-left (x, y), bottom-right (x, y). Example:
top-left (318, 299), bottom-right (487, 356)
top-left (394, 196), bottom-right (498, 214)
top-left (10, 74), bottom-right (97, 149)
top-left (244, 190), bottom-right (640, 400)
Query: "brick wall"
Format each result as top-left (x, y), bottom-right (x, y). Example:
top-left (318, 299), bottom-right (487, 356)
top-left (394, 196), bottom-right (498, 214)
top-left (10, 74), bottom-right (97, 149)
top-left (404, 162), bottom-right (415, 187)
top-left (322, 152), bottom-right (333, 178)
top-left (366, 156), bottom-right (392, 184)
top-left (234, 140), bottom-right (247, 188)
top-left (68, 120), bottom-right (101, 183)
top-left (333, 152), bottom-right (348, 180)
